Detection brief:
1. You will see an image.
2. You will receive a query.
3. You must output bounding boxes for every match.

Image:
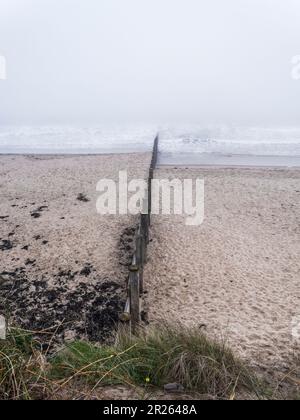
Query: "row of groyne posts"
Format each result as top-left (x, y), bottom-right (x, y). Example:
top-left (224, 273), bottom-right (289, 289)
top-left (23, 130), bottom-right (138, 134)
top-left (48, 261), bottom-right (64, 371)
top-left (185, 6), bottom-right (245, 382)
top-left (120, 135), bottom-right (159, 334)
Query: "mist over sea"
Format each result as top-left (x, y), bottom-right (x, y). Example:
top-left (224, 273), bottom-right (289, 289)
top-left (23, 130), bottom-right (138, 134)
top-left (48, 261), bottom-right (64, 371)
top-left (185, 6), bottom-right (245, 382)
top-left (1, 125), bottom-right (300, 166)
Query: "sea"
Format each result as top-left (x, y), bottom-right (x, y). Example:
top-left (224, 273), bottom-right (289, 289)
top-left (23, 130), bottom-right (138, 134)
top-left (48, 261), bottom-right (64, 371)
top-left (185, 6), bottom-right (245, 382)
top-left (1, 125), bottom-right (300, 167)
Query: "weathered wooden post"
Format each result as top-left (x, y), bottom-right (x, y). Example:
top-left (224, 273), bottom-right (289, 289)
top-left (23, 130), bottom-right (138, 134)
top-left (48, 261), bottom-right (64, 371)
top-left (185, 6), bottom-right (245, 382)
top-left (135, 233), bottom-right (143, 266)
top-left (140, 215), bottom-right (148, 258)
top-left (141, 197), bottom-right (149, 243)
top-left (129, 264), bottom-right (140, 334)
top-left (148, 167), bottom-right (154, 223)
top-left (119, 298), bottom-right (131, 322)
top-left (152, 134), bottom-right (159, 168)
top-left (148, 178), bottom-right (151, 221)
top-left (136, 231), bottom-right (145, 295)
top-left (141, 213), bottom-right (149, 244)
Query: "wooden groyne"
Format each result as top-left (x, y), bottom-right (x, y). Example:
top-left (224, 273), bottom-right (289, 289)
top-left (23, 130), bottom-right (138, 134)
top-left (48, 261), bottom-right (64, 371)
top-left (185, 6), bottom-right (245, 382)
top-left (120, 135), bottom-right (159, 333)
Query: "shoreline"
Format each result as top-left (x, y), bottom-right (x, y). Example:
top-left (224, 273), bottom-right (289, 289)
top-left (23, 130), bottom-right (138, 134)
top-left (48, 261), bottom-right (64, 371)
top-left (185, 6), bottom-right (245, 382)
top-left (0, 149), bottom-right (151, 156)
top-left (157, 164), bottom-right (300, 170)
top-left (2, 158), bottom-right (300, 171)
top-left (159, 152), bottom-right (300, 168)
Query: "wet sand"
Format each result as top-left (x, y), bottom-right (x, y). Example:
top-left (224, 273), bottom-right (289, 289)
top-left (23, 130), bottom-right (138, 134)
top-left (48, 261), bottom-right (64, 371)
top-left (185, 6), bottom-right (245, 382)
top-left (144, 166), bottom-right (300, 370)
top-left (0, 153), bottom-right (150, 343)
top-left (159, 152), bottom-right (300, 168)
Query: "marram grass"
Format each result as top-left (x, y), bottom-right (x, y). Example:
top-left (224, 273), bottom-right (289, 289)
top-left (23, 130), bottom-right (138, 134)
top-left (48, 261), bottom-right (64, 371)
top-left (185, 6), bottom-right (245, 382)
top-left (0, 324), bottom-right (295, 400)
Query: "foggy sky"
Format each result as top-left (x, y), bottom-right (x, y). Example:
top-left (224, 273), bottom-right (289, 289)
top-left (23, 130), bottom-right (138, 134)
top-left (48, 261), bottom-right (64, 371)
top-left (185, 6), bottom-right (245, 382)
top-left (0, 0), bottom-right (300, 125)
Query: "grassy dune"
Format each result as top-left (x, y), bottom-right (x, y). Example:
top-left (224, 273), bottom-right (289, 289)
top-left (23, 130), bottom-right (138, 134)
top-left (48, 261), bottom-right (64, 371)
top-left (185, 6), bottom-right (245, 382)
top-left (0, 324), bottom-right (298, 400)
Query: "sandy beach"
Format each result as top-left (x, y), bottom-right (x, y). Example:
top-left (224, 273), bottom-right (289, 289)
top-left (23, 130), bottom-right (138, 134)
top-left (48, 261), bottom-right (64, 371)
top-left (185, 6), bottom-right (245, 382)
top-left (0, 153), bottom-right (151, 343)
top-left (144, 166), bottom-right (300, 371)
top-left (1, 153), bottom-right (299, 374)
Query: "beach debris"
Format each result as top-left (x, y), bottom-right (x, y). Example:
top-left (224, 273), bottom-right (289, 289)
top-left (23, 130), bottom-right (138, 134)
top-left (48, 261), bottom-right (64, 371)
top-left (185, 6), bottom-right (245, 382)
top-left (25, 259), bottom-right (36, 266)
top-left (0, 239), bottom-right (13, 251)
top-left (30, 211), bottom-right (41, 219)
top-left (164, 383), bottom-right (185, 393)
top-left (30, 206), bottom-right (48, 219)
top-left (0, 266), bottom-right (125, 348)
top-left (0, 316), bottom-right (6, 340)
top-left (77, 193), bottom-right (90, 202)
top-left (56, 269), bottom-right (77, 281)
top-left (80, 264), bottom-right (93, 277)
